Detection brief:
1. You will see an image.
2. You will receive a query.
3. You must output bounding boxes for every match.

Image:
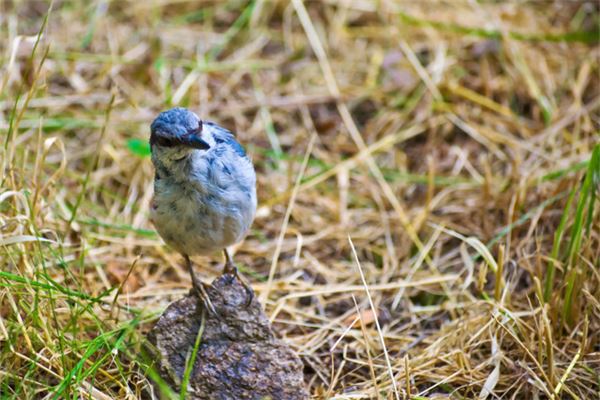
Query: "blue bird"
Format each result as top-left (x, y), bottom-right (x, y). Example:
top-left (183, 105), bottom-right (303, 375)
top-left (149, 107), bottom-right (257, 313)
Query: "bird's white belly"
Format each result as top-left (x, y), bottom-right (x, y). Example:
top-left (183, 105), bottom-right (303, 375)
top-left (150, 185), bottom-right (254, 256)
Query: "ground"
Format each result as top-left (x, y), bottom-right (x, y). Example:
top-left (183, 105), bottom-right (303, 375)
top-left (0, 1), bottom-right (599, 399)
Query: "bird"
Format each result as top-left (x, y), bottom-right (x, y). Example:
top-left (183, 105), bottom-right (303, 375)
top-left (148, 107), bottom-right (257, 314)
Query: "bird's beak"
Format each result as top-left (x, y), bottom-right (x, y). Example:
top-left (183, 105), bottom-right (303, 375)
top-left (182, 133), bottom-right (210, 150)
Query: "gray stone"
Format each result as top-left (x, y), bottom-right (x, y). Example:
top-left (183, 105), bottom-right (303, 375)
top-left (147, 274), bottom-right (308, 400)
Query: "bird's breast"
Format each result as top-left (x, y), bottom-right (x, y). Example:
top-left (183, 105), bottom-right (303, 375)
top-left (150, 174), bottom-right (256, 256)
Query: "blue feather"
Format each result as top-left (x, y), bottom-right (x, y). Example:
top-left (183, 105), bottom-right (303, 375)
top-left (205, 121), bottom-right (247, 158)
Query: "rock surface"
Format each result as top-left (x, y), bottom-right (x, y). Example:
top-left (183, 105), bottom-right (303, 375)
top-left (147, 274), bottom-right (308, 400)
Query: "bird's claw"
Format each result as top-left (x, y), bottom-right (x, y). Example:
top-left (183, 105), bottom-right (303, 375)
top-left (185, 255), bottom-right (217, 316)
top-left (192, 279), bottom-right (218, 316)
top-left (241, 280), bottom-right (254, 307)
top-left (223, 262), bottom-right (254, 308)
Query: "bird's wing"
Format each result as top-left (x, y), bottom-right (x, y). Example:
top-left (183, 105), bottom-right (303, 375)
top-left (204, 121), bottom-right (247, 158)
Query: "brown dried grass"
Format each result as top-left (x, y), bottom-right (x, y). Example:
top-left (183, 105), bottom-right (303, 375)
top-left (0, 1), bottom-right (599, 399)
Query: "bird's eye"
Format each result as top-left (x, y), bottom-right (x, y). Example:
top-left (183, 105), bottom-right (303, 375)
top-left (156, 136), bottom-right (173, 147)
top-left (151, 130), bottom-right (175, 147)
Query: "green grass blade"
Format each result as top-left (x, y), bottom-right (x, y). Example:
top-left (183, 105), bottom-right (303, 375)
top-left (180, 311), bottom-right (206, 399)
top-left (397, 11), bottom-right (599, 44)
top-left (543, 188), bottom-right (576, 302)
top-left (561, 144), bottom-right (599, 324)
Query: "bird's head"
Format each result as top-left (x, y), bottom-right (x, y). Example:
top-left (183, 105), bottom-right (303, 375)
top-left (150, 107), bottom-right (213, 162)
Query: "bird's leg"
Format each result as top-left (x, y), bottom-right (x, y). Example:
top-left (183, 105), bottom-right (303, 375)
top-left (185, 255), bottom-right (217, 315)
top-left (222, 248), bottom-right (254, 307)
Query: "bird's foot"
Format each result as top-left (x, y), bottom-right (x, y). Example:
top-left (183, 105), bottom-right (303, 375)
top-left (223, 262), bottom-right (254, 307)
top-left (185, 255), bottom-right (217, 315)
top-left (191, 278), bottom-right (218, 316)
top-left (194, 281), bottom-right (218, 316)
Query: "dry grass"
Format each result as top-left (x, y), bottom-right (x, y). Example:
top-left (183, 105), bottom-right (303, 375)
top-left (1, 1), bottom-right (599, 399)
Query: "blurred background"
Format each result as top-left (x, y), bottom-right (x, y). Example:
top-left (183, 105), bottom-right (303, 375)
top-left (1, 1), bottom-right (599, 399)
